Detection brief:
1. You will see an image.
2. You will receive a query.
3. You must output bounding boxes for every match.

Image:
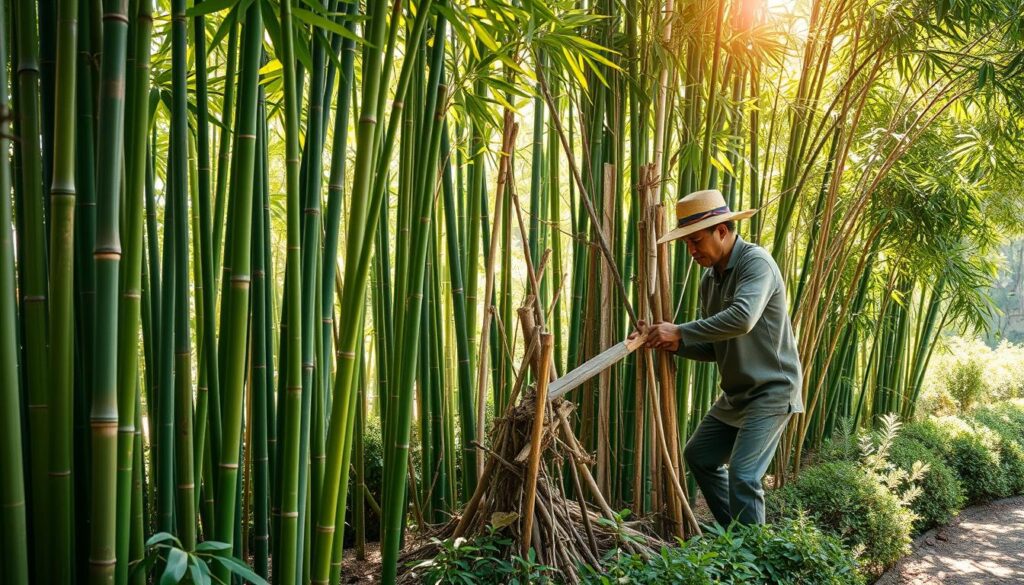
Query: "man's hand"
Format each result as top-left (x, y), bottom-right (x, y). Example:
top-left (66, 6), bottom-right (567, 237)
top-left (628, 319), bottom-right (682, 353)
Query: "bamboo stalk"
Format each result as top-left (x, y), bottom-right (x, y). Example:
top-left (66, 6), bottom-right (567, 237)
top-left (521, 332), bottom-right (554, 555)
top-left (48, 0), bottom-right (80, 577)
top-left (114, 0), bottom-right (153, 580)
top-left (89, 0), bottom-right (132, 579)
top-left (12, 0), bottom-right (52, 573)
top-left (213, 0), bottom-right (262, 579)
top-left (0, 0), bottom-right (30, 576)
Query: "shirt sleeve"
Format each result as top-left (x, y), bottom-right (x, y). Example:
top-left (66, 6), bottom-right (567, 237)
top-left (673, 330), bottom-right (716, 362)
top-left (678, 256), bottom-right (775, 343)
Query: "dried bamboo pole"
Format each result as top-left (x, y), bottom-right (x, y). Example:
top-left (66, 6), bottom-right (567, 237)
top-left (521, 332), bottom-right (553, 555)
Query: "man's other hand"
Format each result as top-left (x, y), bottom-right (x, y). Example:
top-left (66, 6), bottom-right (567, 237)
top-left (628, 319), bottom-right (681, 353)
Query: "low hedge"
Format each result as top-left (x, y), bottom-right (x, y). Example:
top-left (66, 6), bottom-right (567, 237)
top-left (887, 436), bottom-right (964, 532)
top-left (768, 461), bottom-right (913, 575)
top-left (580, 516), bottom-right (863, 585)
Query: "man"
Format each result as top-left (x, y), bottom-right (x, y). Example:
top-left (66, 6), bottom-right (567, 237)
top-left (631, 189), bottom-right (803, 526)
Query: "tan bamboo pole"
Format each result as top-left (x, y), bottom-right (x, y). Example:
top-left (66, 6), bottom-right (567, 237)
top-left (597, 163), bottom-right (615, 494)
top-left (474, 110), bottom-right (518, 479)
top-left (651, 0), bottom-right (675, 203)
top-left (521, 332), bottom-right (553, 555)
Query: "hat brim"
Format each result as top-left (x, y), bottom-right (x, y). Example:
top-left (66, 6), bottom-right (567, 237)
top-left (656, 209), bottom-right (757, 245)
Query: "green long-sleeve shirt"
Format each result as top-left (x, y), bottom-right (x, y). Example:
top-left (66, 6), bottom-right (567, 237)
top-left (675, 235), bottom-right (803, 427)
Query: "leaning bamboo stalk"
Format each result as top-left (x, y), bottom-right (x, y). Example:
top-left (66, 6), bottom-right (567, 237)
top-left (521, 332), bottom-right (554, 555)
top-left (536, 70), bottom-right (637, 327)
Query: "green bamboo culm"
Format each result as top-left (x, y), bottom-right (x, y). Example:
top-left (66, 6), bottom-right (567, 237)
top-left (48, 0), bottom-right (80, 579)
top-left (307, 0), bottom-right (396, 581)
top-left (381, 9), bottom-right (447, 582)
top-left (169, 0), bottom-right (196, 551)
top-left (89, 0), bottom-right (131, 580)
top-left (277, 0), bottom-right (305, 580)
top-left (213, 1), bottom-right (262, 582)
top-left (191, 0), bottom-right (222, 531)
top-left (12, 0), bottom-right (52, 576)
top-left (0, 0), bottom-right (31, 578)
top-left (251, 95), bottom-right (271, 577)
top-left (114, 0), bottom-right (154, 581)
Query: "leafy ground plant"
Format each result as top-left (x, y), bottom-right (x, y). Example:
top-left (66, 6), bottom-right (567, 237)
top-left (580, 517), bottom-right (863, 585)
top-left (408, 526), bottom-right (556, 585)
top-left (131, 532), bottom-right (268, 585)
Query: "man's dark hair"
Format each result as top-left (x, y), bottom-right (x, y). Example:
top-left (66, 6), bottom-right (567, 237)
top-left (706, 220), bottom-right (736, 234)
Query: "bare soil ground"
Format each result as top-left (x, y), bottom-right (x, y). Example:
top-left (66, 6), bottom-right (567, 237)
top-left (875, 496), bottom-right (1024, 584)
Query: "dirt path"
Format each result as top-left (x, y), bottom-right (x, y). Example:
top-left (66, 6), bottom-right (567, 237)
top-left (876, 496), bottom-right (1024, 584)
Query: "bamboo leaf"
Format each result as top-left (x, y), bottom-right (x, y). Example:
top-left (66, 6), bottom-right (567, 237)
top-left (195, 541), bottom-right (233, 555)
top-left (145, 532), bottom-right (182, 548)
top-left (292, 6), bottom-right (363, 45)
top-left (186, 0), bottom-right (237, 18)
top-left (560, 47), bottom-right (588, 90)
top-left (470, 20), bottom-right (500, 53)
top-left (209, 8), bottom-right (238, 50)
top-left (159, 549), bottom-right (188, 585)
top-left (210, 556), bottom-right (268, 585)
top-left (187, 557), bottom-right (209, 585)
top-left (261, 0), bottom-right (314, 72)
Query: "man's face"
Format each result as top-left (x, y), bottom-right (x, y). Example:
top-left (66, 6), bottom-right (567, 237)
top-left (681, 224), bottom-right (728, 268)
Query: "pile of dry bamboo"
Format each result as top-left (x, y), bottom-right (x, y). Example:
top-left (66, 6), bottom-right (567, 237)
top-left (400, 391), bottom-right (666, 584)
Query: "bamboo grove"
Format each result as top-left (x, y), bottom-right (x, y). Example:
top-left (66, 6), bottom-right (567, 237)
top-left (1, 0), bottom-right (1023, 582)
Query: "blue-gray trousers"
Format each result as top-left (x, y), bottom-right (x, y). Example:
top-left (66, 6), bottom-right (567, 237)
top-left (683, 411), bottom-right (791, 526)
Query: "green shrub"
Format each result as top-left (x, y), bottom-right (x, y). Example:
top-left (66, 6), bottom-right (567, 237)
top-left (901, 419), bottom-right (952, 457)
top-left (409, 528), bottom-right (555, 585)
top-left (734, 517), bottom-right (864, 585)
top-left (580, 518), bottom-right (863, 585)
top-left (994, 401), bottom-right (1024, 434)
top-left (945, 359), bottom-right (986, 410)
top-left (972, 409), bottom-right (1024, 496)
top-left (887, 437), bottom-right (964, 532)
top-left (936, 416), bottom-right (1007, 503)
top-left (769, 461), bottom-right (913, 575)
top-left (817, 419), bottom-right (860, 464)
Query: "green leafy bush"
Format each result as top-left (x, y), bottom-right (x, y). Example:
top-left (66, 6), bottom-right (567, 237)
top-left (934, 416), bottom-right (1007, 503)
top-left (901, 419), bottom-right (952, 457)
top-left (946, 359), bottom-right (986, 410)
top-left (409, 528), bottom-right (555, 585)
top-left (580, 518), bottom-right (863, 585)
top-left (891, 416), bottom-right (1009, 504)
top-left (728, 517), bottom-right (864, 585)
top-left (134, 532), bottom-right (267, 585)
top-left (769, 461), bottom-right (913, 575)
top-left (972, 409), bottom-right (1024, 496)
top-left (887, 437), bottom-right (964, 532)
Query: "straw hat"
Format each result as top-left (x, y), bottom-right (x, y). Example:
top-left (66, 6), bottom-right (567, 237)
top-left (657, 189), bottom-right (757, 244)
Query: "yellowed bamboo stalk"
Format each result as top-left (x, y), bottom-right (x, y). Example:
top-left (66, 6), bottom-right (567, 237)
top-left (521, 332), bottom-right (553, 555)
